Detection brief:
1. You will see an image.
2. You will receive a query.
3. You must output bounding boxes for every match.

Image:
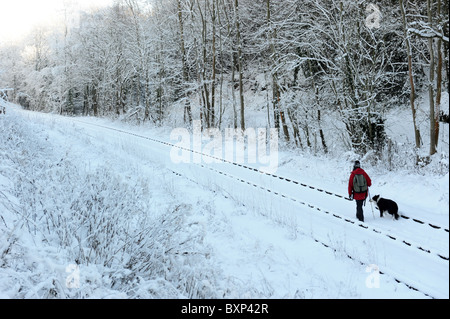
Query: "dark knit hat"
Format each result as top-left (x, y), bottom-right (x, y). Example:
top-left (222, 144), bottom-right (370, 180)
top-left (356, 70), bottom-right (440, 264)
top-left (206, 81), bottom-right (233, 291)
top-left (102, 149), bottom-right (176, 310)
top-left (354, 161), bottom-right (361, 169)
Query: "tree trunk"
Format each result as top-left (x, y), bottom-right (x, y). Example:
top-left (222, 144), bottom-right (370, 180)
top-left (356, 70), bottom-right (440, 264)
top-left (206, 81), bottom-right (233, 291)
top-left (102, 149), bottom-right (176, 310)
top-left (266, 0), bottom-right (290, 141)
top-left (428, 0), bottom-right (437, 156)
top-left (399, 0), bottom-right (421, 149)
top-left (235, 0), bottom-right (245, 131)
top-left (211, 0), bottom-right (217, 127)
top-left (196, 0), bottom-right (211, 128)
top-left (92, 84), bottom-right (98, 117)
top-left (434, 0), bottom-right (443, 148)
top-left (177, 0), bottom-right (193, 126)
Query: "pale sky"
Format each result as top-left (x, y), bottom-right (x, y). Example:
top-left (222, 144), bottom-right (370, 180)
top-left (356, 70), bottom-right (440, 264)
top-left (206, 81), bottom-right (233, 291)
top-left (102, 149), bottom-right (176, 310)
top-left (0, 0), bottom-right (115, 45)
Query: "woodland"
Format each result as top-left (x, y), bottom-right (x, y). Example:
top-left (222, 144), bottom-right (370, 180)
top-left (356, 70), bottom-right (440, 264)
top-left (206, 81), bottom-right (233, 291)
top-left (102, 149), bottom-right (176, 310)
top-left (0, 0), bottom-right (449, 160)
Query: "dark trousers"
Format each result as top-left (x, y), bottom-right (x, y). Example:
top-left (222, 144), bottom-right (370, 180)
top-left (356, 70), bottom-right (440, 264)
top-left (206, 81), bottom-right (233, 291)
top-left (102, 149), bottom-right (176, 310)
top-left (356, 200), bottom-right (364, 222)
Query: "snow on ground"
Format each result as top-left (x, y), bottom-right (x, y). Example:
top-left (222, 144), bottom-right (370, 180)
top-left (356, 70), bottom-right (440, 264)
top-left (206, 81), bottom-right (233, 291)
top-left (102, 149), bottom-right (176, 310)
top-left (0, 101), bottom-right (448, 299)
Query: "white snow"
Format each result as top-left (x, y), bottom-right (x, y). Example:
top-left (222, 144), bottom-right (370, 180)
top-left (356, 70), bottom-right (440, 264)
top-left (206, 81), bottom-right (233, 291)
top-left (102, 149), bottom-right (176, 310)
top-left (0, 100), bottom-right (448, 299)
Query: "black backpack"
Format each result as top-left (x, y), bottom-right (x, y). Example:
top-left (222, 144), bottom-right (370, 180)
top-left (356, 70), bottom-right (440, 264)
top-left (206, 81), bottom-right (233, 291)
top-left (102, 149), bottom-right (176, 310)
top-left (353, 174), bottom-right (368, 193)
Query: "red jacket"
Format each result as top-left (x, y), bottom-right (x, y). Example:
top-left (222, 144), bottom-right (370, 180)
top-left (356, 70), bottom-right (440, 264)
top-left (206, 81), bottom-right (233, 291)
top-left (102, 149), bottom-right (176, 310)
top-left (348, 168), bottom-right (372, 200)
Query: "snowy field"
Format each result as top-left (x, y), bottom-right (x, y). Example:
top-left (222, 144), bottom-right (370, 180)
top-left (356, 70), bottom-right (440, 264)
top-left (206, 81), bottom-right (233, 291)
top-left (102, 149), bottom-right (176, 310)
top-left (0, 101), bottom-right (448, 300)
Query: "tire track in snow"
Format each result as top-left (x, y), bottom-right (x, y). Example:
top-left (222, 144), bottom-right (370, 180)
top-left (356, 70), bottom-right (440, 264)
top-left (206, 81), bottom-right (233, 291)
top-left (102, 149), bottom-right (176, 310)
top-left (63, 117), bottom-right (448, 299)
top-left (168, 163), bottom-right (440, 299)
top-left (67, 118), bottom-right (450, 260)
top-left (198, 164), bottom-right (448, 261)
top-left (72, 119), bottom-right (449, 235)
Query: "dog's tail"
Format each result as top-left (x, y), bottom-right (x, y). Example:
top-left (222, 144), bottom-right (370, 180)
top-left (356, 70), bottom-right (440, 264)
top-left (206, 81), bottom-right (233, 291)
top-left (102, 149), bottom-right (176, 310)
top-left (368, 189), bottom-right (375, 219)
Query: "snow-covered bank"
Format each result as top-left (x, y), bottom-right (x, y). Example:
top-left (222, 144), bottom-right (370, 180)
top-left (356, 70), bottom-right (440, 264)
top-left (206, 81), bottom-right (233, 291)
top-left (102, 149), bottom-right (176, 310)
top-left (0, 102), bottom-right (448, 299)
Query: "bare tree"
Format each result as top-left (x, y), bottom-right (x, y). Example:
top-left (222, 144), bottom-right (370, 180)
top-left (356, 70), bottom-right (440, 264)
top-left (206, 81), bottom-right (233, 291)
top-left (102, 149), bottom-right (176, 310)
top-left (234, 0), bottom-right (245, 131)
top-left (399, 0), bottom-right (422, 150)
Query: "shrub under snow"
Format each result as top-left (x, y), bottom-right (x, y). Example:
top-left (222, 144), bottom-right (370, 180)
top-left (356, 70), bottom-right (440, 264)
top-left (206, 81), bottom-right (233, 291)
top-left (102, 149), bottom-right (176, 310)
top-left (0, 113), bottom-right (219, 298)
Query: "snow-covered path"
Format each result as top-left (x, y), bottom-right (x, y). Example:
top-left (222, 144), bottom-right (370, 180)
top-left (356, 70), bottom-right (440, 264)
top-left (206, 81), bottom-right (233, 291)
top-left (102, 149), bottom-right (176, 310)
top-left (1, 103), bottom-right (448, 299)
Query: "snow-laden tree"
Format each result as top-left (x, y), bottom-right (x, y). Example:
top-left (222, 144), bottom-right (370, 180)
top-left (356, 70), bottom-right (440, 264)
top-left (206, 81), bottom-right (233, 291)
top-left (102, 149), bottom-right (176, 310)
top-left (0, 0), bottom-right (448, 163)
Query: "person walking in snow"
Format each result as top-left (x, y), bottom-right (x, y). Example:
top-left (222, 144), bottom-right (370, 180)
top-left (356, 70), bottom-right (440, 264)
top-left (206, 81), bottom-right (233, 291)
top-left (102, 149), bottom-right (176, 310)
top-left (348, 161), bottom-right (371, 222)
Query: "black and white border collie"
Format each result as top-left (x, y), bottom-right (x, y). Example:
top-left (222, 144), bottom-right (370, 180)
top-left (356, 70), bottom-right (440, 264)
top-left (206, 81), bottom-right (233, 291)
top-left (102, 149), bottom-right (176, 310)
top-left (370, 195), bottom-right (399, 220)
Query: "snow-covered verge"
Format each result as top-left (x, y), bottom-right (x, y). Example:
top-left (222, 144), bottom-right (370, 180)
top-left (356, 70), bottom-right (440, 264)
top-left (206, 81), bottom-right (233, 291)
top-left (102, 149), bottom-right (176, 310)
top-left (0, 101), bottom-right (448, 299)
top-left (0, 105), bottom-right (222, 298)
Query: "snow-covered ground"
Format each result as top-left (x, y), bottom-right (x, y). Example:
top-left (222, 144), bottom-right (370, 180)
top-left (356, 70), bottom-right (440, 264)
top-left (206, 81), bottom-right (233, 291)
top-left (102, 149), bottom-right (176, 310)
top-left (0, 101), bottom-right (448, 299)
